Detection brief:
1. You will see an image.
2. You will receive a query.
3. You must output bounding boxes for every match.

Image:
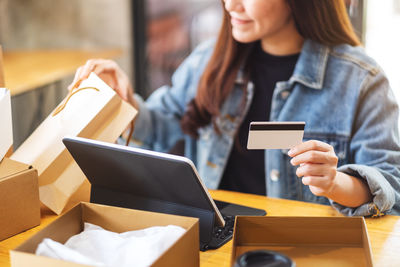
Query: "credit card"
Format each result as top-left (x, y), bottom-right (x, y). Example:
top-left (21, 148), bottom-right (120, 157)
top-left (247, 121), bottom-right (305, 149)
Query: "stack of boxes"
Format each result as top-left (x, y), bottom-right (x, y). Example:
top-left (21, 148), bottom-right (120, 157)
top-left (0, 46), bottom-right (41, 241)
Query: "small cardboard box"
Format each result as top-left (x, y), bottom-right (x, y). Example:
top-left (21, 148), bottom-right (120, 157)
top-left (10, 202), bottom-right (200, 267)
top-left (0, 158), bottom-right (40, 241)
top-left (231, 216), bottom-right (373, 267)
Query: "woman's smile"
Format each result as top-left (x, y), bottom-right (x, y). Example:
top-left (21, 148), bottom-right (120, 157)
top-left (230, 16), bottom-right (252, 26)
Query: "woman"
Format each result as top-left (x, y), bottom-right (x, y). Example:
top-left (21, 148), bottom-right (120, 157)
top-left (71, 0), bottom-right (400, 216)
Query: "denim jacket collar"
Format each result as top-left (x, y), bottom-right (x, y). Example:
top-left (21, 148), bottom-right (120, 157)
top-left (290, 39), bottom-right (330, 90)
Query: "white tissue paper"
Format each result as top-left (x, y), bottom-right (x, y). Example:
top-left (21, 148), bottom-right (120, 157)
top-left (36, 223), bottom-right (186, 267)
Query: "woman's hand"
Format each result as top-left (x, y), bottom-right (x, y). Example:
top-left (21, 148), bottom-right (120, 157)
top-left (288, 140), bottom-right (338, 197)
top-left (288, 140), bottom-right (372, 207)
top-left (69, 59), bottom-right (138, 109)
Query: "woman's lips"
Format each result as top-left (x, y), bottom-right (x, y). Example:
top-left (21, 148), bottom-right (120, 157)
top-left (231, 17), bottom-right (252, 25)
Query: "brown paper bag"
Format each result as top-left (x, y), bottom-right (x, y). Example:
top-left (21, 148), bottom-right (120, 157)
top-left (11, 73), bottom-right (137, 214)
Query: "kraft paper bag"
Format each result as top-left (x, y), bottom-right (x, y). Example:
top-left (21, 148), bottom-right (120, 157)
top-left (11, 73), bottom-right (137, 214)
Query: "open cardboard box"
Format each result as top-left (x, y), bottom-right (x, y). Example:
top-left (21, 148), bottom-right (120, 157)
top-left (10, 202), bottom-right (200, 267)
top-left (231, 216), bottom-right (373, 267)
top-left (0, 158), bottom-right (40, 241)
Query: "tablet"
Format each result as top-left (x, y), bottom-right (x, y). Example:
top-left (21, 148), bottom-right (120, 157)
top-left (62, 136), bottom-right (225, 226)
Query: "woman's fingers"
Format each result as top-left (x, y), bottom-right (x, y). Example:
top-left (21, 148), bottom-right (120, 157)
top-left (302, 176), bottom-right (327, 187)
top-left (67, 59), bottom-right (136, 107)
top-left (90, 59), bottom-right (120, 76)
top-left (92, 61), bottom-right (130, 101)
top-left (296, 163), bottom-right (326, 177)
top-left (288, 141), bottom-right (339, 198)
top-left (296, 162), bottom-right (337, 178)
top-left (288, 140), bottom-right (333, 157)
top-left (302, 177), bottom-right (335, 196)
top-left (68, 59), bottom-right (114, 90)
top-left (290, 150), bottom-right (338, 166)
top-left (80, 59), bottom-right (102, 80)
top-left (308, 185), bottom-right (330, 197)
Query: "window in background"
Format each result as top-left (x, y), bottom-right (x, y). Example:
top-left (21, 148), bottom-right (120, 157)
top-left (365, 0), bottom-right (400, 104)
top-left (136, 0), bottom-right (222, 98)
top-left (0, 0), bottom-right (132, 148)
top-left (345, 0), bottom-right (365, 42)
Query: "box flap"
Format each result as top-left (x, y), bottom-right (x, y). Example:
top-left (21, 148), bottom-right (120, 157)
top-left (15, 204), bottom-right (83, 253)
top-left (81, 202), bottom-right (198, 232)
top-left (0, 157), bottom-right (31, 179)
top-left (234, 216), bottom-right (365, 246)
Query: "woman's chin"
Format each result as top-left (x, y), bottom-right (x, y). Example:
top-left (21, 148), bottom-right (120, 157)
top-left (232, 31), bottom-right (258, 43)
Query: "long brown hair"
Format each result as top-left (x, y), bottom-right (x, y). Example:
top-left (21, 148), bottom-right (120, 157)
top-left (181, 0), bottom-right (360, 138)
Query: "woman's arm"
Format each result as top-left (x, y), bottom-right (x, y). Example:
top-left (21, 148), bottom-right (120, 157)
top-left (290, 69), bottom-right (400, 216)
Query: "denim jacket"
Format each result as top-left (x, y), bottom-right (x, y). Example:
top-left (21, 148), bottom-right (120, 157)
top-left (131, 39), bottom-right (400, 217)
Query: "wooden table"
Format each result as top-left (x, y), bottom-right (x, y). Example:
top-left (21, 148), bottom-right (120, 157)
top-left (3, 49), bottom-right (122, 96)
top-left (1, 190), bottom-right (399, 266)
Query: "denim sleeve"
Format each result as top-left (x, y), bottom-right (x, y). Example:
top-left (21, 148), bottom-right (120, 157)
top-left (129, 40), bottom-right (214, 152)
top-left (330, 71), bottom-right (400, 217)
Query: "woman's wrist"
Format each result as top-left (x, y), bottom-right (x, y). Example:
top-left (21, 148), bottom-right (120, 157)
top-left (326, 171), bottom-right (372, 208)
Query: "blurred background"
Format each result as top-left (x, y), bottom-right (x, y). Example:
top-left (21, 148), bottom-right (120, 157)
top-left (0, 0), bottom-right (399, 148)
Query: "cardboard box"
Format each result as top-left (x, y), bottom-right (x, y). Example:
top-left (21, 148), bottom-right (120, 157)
top-left (231, 216), bottom-right (373, 267)
top-left (11, 202), bottom-right (200, 267)
top-left (0, 158), bottom-right (40, 241)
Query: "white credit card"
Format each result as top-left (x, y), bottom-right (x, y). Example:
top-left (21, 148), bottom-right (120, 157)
top-left (247, 121), bottom-right (305, 150)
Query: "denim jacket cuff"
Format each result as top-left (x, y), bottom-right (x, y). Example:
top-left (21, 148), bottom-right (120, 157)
top-left (329, 164), bottom-right (395, 217)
